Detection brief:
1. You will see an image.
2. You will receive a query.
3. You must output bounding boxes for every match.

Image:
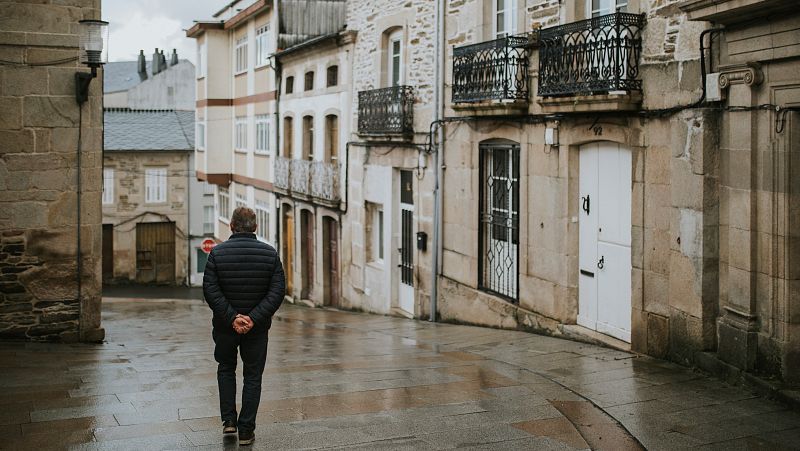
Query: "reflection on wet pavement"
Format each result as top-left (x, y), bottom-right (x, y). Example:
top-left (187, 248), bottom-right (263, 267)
top-left (0, 297), bottom-right (799, 450)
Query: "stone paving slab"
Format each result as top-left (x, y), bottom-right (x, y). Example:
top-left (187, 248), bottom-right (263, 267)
top-left (0, 298), bottom-right (798, 450)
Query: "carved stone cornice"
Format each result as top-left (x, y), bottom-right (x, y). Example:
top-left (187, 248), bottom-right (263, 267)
top-left (680, 0), bottom-right (798, 24)
top-left (718, 62), bottom-right (763, 90)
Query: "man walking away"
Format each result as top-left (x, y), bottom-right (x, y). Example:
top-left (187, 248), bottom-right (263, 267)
top-left (203, 206), bottom-right (286, 446)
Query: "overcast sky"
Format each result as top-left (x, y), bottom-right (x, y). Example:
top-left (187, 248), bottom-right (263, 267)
top-left (103, 0), bottom-right (227, 64)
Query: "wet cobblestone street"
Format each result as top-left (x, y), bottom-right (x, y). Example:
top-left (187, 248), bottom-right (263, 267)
top-left (1, 295), bottom-right (800, 450)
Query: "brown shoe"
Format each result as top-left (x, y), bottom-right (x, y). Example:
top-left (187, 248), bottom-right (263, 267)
top-left (223, 420), bottom-right (237, 434)
top-left (238, 430), bottom-right (255, 446)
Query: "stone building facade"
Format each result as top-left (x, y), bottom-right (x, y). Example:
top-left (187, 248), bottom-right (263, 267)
top-left (102, 109), bottom-right (194, 286)
top-left (339, 0), bottom-right (439, 317)
top-left (435, 0), bottom-right (800, 384)
top-left (0, 0), bottom-right (104, 341)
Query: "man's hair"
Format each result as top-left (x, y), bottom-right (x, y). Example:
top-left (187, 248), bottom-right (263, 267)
top-left (231, 206), bottom-right (257, 233)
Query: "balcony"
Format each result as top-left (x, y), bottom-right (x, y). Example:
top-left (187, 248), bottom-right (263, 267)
top-left (273, 156), bottom-right (341, 207)
top-left (538, 12), bottom-right (645, 112)
top-left (357, 86), bottom-right (414, 137)
top-left (452, 33), bottom-right (536, 108)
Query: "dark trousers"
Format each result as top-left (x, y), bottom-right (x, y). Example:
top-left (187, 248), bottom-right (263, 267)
top-left (212, 326), bottom-right (269, 432)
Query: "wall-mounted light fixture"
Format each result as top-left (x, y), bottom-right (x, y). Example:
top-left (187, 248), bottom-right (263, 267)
top-left (544, 120), bottom-right (560, 148)
top-left (75, 19), bottom-right (109, 104)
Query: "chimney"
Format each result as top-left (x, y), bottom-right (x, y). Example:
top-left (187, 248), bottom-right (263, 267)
top-left (160, 50), bottom-right (167, 71)
top-left (170, 49), bottom-right (178, 66)
top-left (152, 48), bottom-right (161, 75)
top-left (137, 50), bottom-right (148, 81)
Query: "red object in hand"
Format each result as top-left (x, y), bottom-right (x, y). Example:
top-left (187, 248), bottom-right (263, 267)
top-left (201, 239), bottom-right (216, 254)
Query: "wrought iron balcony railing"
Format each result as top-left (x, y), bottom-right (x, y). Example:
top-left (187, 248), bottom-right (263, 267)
top-left (538, 12), bottom-right (645, 97)
top-left (357, 85), bottom-right (414, 136)
top-left (274, 156), bottom-right (342, 205)
top-left (452, 33), bottom-right (535, 103)
top-left (275, 156), bottom-right (290, 191)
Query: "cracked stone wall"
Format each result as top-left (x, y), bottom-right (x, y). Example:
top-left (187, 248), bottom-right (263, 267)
top-left (0, 0), bottom-right (104, 342)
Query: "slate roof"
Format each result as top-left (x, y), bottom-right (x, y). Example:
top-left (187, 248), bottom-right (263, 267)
top-left (104, 109), bottom-right (195, 151)
top-left (103, 59), bottom-right (191, 93)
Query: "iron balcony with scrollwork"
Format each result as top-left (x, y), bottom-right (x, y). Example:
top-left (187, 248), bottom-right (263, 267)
top-left (273, 156), bottom-right (341, 207)
top-left (452, 33), bottom-right (536, 104)
top-left (538, 12), bottom-right (645, 97)
top-left (357, 85), bottom-right (414, 136)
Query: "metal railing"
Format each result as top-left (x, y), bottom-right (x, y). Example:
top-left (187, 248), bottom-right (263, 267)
top-left (452, 33), bottom-right (535, 103)
top-left (357, 85), bottom-right (414, 136)
top-left (538, 12), bottom-right (645, 97)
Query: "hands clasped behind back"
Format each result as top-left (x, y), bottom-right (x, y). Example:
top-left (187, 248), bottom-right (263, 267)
top-left (233, 314), bottom-right (254, 334)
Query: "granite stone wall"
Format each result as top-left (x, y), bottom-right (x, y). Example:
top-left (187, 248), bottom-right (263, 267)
top-left (0, 0), bottom-right (104, 342)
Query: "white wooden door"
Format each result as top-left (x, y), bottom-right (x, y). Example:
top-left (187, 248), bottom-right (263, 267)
top-left (579, 142), bottom-right (632, 342)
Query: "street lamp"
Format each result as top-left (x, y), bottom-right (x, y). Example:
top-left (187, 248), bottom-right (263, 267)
top-left (75, 19), bottom-right (109, 104)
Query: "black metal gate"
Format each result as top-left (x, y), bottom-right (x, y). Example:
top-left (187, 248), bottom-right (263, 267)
top-left (479, 142), bottom-right (520, 301)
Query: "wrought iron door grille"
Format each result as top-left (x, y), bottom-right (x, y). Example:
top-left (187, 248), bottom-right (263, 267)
top-left (538, 12), bottom-right (645, 97)
top-left (479, 143), bottom-right (520, 301)
top-left (401, 208), bottom-right (413, 286)
top-left (357, 85), bottom-right (414, 136)
top-left (452, 33), bottom-right (535, 103)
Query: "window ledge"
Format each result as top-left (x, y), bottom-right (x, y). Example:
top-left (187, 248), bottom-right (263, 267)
top-left (679, 0), bottom-right (797, 23)
top-left (234, 148), bottom-right (249, 154)
top-left (254, 151), bottom-right (271, 157)
top-left (537, 92), bottom-right (642, 114)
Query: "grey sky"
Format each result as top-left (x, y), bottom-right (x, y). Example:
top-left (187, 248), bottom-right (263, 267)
top-left (102, 0), bottom-right (227, 64)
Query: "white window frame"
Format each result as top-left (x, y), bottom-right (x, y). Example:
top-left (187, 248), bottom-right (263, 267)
top-left (234, 116), bottom-right (248, 152)
top-left (102, 168), bottom-right (114, 205)
top-left (255, 24), bottom-right (270, 68)
top-left (196, 121), bottom-right (206, 150)
top-left (218, 187), bottom-right (230, 223)
top-left (235, 193), bottom-right (247, 209)
top-left (494, 0), bottom-right (518, 39)
top-left (203, 205), bottom-right (214, 234)
top-left (588, 0), bottom-right (628, 16)
top-left (255, 200), bottom-right (269, 241)
top-left (255, 115), bottom-right (270, 155)
top-left (388, 30), bottom-right (404, 87)
top-left (144, 168), bottom-right (167, 204)
top-left (197, 42), bottom-right (207, 78)
top-left (235, 36), bottom-right (248, 74)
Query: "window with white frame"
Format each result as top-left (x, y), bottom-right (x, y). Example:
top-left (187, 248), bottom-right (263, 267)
top-left (589, 0), bottom-right (628, 16)
top-left (235, 36), bottom-right (248, 74)
top-left (145, 168), bottom-right (167, 203)
top-left (255, 115), bottom-right (270, 154)
top-left (102, 168), bottom-right (114, 204)
top-left (203, 205), bottom-right (214, 234)
top-left (235, 193), bottom-right (247, 210)
top-left (235, 117), bottom-right (248, 151)
top-left (255, 200), bottom-right (269, 240)
top-left (203, 181), bottom-right (215, 195)
top-left (387, 30), bottom-right (403, 87)
top-left (197, 43), bottom-right (207, 78)
top-left (255, 24), bottom-right (270, 67)
top-left (494, 0), bottom-right (518, 38)
top-left (218, 187), bottom-right (230, 221)
top-left (366, 202), bottom-right (384, 263)
top-left (196, 122), bottom-right (206, 150)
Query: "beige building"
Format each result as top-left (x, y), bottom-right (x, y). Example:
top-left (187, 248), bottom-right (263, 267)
top-left (102, 109), bottom-right (194, 285)
top-left (0, 0), bottom-right (104, 341)
top-left (433, 0), bottom-right (800, 384)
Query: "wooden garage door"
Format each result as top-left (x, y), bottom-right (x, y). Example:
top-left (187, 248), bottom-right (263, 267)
top-left (136, 222), bottom-right (176, 284)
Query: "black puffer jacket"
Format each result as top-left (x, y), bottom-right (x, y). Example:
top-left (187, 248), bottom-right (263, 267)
top-left (203, 232), bottom-right (285, 331)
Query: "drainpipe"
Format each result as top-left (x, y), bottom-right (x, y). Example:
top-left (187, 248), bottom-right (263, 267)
top-left (186, 150), bottom-right (192, 286)
top-left (430, 0), bottom-right (446, 322)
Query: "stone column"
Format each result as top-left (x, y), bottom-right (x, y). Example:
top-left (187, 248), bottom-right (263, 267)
top-left (716, 63), bottom-right (764, 370)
